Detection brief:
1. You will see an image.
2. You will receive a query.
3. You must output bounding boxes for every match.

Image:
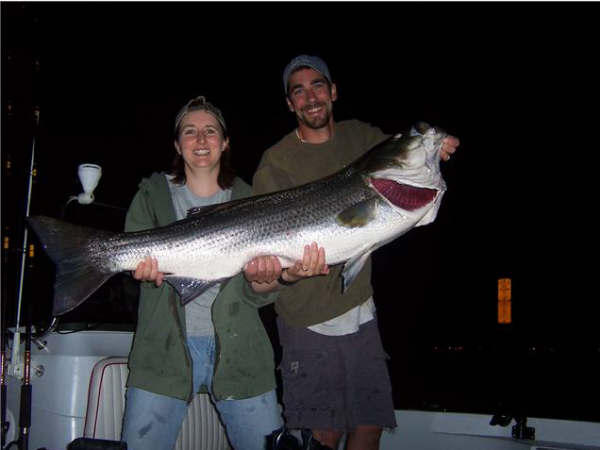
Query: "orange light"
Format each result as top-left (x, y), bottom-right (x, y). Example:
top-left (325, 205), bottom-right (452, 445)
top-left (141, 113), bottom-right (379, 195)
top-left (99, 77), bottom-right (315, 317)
top-left (28, 243), bottom-right (35, 258)
top-left (498, 278), bottom-right (512, 324)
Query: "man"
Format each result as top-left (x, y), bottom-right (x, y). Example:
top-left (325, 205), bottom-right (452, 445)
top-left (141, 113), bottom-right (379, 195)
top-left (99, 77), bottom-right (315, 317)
top-left (248, 55), bottom-right (459, 450)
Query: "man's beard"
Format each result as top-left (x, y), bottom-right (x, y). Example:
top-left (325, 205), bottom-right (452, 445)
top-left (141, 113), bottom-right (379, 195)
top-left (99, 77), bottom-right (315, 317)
top-left (298, 102), bottom-right (332, 130)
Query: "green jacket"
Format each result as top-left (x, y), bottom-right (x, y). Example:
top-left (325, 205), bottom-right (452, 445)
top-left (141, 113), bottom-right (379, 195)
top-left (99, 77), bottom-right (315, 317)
top-left (125, 173), bottom-right (277, 401)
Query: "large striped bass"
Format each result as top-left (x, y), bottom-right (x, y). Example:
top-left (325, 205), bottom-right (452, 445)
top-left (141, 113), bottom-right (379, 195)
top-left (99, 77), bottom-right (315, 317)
top-left (28, 122), bottom-right (448, 316)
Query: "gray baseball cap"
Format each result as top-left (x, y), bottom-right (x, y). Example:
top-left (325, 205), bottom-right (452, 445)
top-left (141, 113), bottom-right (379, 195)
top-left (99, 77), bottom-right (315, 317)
top-left (283, 55), bottom-right (332, 94)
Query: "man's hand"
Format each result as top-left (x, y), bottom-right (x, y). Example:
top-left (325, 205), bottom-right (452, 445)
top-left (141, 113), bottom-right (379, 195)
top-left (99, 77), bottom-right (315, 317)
top-left (243, 242), bottom-right (329, 293)
top-left (441, 135), bottom-right (460, 162)
top-left (133, 256), bottom-right (165, 287)
top-left (284, 242), bottom-right (329, 283)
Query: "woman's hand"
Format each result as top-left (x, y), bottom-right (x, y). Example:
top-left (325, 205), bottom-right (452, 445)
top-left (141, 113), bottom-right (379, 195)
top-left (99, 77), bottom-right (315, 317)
top-left (243, 255), bottom-right (282, 284)
top-left (133, 256), bottom-right (165, 287)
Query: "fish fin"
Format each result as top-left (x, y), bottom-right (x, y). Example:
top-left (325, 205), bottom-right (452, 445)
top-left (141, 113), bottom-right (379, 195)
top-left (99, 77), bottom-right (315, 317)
top-left (166, 276), bottom-right (226, 305)
top-left (186, 205), bottom-right (221, 217)
top-left (341, 250), bottom-right (374, 293)
top-left (27, 215), bottom-right (114, 316)
top-left (186, 197), bottom-right (248, 218)
top-left (53, 267), bottom-right (113, 316)
top-left (335, 198), bottom-right (379, 228)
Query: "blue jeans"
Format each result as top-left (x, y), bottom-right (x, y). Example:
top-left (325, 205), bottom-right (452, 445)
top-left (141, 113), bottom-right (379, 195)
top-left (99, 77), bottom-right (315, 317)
top-left (121, 336), bottom-right (282, 450)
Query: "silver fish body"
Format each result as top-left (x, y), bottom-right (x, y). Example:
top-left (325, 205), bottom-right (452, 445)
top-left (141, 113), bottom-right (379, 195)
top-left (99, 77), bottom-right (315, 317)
top-left (28, 123), bottom-right (447, 315)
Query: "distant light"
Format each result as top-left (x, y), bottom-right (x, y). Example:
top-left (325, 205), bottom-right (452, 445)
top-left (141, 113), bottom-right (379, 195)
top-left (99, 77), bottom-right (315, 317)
top-left (498, 278), bottom-right (512, 324)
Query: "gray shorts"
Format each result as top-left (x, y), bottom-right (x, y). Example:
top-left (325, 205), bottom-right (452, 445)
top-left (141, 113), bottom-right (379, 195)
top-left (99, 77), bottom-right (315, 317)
top-left (276, 317), bottom-right (397, 431)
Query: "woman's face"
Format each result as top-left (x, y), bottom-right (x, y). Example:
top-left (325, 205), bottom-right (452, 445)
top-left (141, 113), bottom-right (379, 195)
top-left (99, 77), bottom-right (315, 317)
top-left (174, 109), bottom-right (229, 174)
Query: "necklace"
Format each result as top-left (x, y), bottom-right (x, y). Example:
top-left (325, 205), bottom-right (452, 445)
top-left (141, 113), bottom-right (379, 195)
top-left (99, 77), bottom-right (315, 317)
top-left (295, 128), bottom-right (307, 144)
top-left (295, 127), bottom-right (334, 144)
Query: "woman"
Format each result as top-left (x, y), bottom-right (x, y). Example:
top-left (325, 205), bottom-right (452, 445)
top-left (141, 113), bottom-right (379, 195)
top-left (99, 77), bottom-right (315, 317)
top-left (120, 96), bottom-right (284, 450)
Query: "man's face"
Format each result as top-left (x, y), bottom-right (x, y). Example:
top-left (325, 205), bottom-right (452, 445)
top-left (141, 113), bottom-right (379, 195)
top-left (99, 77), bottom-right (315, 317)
top-left (286, 68), bottom-right (337, 130)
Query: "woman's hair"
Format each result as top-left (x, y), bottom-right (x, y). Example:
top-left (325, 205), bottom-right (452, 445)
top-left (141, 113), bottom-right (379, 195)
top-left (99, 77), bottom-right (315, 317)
top-left (169, 96), bottom-right (236, 188)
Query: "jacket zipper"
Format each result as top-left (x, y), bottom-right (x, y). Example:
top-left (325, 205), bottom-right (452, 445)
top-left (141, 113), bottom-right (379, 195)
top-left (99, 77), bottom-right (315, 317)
top-left (211, 284), bottom-right (223, 401)
top-left (172, 289), bottom-right (194, 402)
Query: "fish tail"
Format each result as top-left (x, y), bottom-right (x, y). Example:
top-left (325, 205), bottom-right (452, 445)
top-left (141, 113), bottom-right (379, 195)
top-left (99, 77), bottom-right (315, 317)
top-left (27, 215), bottom-right (114, 316)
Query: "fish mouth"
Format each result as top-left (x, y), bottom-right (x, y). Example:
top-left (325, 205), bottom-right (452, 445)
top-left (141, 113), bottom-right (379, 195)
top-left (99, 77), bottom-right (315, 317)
top-left (371, 178), bottom-right (438, 211)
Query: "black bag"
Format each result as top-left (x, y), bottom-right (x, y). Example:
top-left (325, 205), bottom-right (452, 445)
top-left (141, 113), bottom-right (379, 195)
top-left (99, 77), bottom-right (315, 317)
top-left (67, 438), bottom-right (127, 450)
top-left (268, 427), bottom-right (302, 450)
top-left (268, 427), bottom-right (334, 450)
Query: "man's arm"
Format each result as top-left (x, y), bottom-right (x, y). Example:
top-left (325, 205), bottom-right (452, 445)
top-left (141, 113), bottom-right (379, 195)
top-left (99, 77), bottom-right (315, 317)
top-left (243, 243), bottom-right (329, 294)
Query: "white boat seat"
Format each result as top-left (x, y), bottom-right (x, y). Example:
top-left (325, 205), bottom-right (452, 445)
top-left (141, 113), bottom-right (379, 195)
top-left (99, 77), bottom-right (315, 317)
top-left (83, 357), bottom-right (129, 440)
top-left (83, 356), bottom-right (230, 449)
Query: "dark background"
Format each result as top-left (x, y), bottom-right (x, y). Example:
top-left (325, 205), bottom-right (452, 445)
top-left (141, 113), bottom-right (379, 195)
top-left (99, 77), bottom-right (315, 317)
top-left (2, 2), bottom-right (598, 422)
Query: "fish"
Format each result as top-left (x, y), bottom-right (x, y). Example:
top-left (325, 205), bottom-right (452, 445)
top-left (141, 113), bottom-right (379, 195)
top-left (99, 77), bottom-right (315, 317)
top-left (28, 122), bottom-right (448, 316)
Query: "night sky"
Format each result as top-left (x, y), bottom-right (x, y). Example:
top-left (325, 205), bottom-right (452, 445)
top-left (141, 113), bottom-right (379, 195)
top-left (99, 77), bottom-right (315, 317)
top-left (3, 2), bottom-right (599, 417)
top-left (4, 1), bottom-right (599, 332)
top-left (1, 2), bottom-right (600, 422)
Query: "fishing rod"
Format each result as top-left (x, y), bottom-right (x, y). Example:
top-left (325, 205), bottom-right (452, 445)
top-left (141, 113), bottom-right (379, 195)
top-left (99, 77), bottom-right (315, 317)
top-left (3, 105), bottom-right (39, 450)
top-left (18, 239), bottom-right (38, 450)
top-left (1, 342), bottom-right (6, 449)
top-left (10, 107), bottom-right (39, 375)
top-left (1, 323), bottom-right (32, 450)
top-left (1, 234), bottom-right (9, 449)
top-left (18, 322), bottom-right (32, 450)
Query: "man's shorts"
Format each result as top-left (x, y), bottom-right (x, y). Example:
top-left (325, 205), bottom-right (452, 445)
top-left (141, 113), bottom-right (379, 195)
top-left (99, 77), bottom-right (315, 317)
top-left (276, 317), bottom-right (397, 431)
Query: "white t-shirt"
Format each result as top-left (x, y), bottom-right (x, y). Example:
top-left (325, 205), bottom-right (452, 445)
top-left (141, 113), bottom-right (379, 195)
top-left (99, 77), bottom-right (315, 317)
top-left (307, 297), bottom-right (375, 336)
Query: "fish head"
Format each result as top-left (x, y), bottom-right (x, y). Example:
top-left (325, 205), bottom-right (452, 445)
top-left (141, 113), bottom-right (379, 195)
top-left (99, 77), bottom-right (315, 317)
top-left (364, 122), bottom-right (448, 226)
